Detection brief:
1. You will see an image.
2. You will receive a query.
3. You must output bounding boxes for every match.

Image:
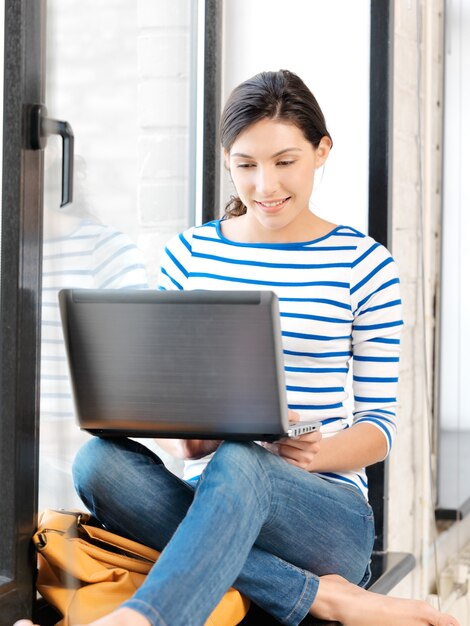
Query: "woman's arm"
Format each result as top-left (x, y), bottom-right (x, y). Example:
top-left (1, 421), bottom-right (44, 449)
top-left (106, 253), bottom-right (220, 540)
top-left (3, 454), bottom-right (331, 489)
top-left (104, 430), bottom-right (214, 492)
top-left (278, 422), bottom-right (386, 472)
top-left (155, 438), bottom-right (222, 460)
top-left (281, 240), bottom-right (402, 473)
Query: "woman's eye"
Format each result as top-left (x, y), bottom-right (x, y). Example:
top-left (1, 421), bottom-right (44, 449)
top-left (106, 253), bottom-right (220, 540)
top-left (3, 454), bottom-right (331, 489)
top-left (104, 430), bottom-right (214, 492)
top-left (277, 160), bottom-right (294, 167)
top-left (236, 163), bottom-right (255, 168)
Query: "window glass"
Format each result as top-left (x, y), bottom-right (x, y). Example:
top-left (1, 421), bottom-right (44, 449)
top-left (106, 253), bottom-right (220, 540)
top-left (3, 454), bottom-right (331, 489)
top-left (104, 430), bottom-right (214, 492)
top-left (221, 0), bottom-right (370, 233)
top-left (437, 0), bottom-right (470, 514)
top-left (39, 0), bottom-right (197, 509)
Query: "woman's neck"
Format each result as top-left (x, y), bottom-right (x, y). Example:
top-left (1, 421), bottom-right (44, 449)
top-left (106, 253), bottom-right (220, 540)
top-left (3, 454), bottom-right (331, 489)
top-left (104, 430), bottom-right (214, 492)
top-left (220, 211), bottom-right (337, 244)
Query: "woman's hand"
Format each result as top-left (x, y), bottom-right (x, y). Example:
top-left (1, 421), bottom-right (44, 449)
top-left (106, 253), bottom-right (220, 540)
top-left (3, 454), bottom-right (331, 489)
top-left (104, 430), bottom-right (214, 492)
top-left (278, 410), bottom-right (322, 471)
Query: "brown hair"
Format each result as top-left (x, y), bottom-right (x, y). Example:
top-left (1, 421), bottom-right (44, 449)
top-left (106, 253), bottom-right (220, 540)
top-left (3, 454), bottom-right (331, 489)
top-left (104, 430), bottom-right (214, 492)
top-left (220, 69), bottom-right (332, 218)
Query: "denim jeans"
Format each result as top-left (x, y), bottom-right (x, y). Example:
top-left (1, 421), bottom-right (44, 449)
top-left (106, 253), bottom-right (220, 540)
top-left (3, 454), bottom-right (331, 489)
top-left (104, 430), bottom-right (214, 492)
top-left (72, 438), bottom-right (375, 626)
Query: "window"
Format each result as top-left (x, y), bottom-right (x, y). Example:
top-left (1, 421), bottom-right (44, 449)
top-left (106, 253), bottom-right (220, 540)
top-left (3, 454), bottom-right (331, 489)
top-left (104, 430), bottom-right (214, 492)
top-left (436, 0), bottom-right (470, 520)
top-left (39, 0), bottom-right (206, 510)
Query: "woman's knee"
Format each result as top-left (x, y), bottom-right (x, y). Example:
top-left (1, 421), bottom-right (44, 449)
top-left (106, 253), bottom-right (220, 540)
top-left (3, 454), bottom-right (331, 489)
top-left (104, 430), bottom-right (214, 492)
top-left (209, 441), bottom-right (269, 483)
top-left (72, 437), bottom-right (116, 494)
top-left (73, 437), bottom-right (164, 493)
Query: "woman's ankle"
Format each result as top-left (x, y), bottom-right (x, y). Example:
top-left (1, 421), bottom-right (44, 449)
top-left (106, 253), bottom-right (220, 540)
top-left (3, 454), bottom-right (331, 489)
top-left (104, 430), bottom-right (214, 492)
top-left (308, 574), bottom-right (460, 626)
top-left (308, 574), bottom-right (346, 621)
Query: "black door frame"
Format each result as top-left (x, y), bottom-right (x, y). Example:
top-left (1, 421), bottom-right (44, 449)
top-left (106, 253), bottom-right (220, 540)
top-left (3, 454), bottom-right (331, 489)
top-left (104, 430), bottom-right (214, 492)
top-left (367, 0), bottom-right (394, 555)
top-left (0, 0), bottom-right (45, 622)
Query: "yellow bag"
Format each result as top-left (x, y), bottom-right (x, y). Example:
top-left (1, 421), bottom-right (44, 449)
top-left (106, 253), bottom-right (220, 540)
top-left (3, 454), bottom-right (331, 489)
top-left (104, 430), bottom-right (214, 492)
top-left (34, 509), bottom-right (250, 626)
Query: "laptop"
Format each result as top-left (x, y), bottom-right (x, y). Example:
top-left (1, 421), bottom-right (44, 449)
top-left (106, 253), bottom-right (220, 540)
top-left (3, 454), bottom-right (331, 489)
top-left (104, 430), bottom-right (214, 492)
top-left (58, 289), bottom-right (318, 441)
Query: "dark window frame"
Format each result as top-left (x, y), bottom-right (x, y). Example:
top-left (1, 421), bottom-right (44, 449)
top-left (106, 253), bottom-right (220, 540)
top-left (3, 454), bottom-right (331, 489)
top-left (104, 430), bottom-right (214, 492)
top-left (367, 0), bottom-right (394, 555)
top-left (201, 0), bottom-right (222, 222)
top-left (0, 0), bottom-right (46, 623)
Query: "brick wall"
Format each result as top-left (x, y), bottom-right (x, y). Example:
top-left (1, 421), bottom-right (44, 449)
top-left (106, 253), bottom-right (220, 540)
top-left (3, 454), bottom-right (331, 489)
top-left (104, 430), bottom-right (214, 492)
top-left (46, 0), bottom-right (195, 287)
top-left (136, 0), bottom-right (194, 286)
top-left (46, 0), bottom-right (139, 237)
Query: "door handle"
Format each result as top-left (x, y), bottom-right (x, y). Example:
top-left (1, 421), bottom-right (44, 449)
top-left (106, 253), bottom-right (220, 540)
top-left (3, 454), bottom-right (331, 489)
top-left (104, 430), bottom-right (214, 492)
top-left (29, 104), bottom-right (74, 207)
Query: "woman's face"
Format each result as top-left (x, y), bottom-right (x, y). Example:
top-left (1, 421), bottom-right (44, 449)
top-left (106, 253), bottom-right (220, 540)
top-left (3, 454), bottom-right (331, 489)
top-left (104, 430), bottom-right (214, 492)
top-left (225, 118), bottom-right (330, 240)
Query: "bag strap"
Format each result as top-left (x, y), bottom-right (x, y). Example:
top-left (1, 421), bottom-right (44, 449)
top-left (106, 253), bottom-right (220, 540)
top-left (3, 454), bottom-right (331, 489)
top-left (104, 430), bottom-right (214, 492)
top-left (36, 509), bottom-right (159, 563)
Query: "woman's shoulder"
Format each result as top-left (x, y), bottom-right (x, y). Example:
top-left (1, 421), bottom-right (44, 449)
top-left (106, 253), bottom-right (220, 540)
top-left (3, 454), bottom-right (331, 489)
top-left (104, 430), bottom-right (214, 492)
top-left (333, 225), bottom-right (395, 262)
top-left (165, 220), bottom-right (221, 255)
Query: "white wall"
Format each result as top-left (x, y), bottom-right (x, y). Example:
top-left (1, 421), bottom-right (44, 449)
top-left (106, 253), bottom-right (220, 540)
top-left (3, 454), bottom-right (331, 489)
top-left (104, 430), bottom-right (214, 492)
top-left (439, 0), bottom-right (470, 431)
top-left (221, 0), bottom-right (370, 233)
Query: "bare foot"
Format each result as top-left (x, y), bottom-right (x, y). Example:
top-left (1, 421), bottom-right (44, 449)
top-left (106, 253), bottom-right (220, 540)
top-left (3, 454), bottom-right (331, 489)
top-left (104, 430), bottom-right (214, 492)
top-left (13, 608), bottom-right (151, 626)
top-left (309, 575), bottom-right (460, 626)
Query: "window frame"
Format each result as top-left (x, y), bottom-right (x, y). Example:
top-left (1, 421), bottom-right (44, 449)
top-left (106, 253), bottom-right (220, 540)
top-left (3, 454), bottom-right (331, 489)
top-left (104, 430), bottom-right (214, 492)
top-left (366, 0), bottom-right (394, 554)
top-left (0, 1), bottom-right (398, 621)
top-left (0, 0), bottom-right (46, 622)
top-left (0, 1), bottom-right (222, 621)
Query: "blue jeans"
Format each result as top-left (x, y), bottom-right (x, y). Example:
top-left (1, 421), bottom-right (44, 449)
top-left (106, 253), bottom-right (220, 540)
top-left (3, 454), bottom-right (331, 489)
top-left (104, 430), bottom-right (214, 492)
top-left (72, 438), bottom-right (375, 626)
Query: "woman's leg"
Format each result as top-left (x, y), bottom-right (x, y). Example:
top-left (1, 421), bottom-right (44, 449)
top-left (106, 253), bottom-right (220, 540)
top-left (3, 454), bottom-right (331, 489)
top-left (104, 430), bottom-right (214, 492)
top-left (72, 437), bottom-right (195, 550)
top-left (73, 438), bottom-right (323, 624)
top-left (74, 439), bottom-right (459, 626)
top-left (74, 438), bottom-right (326, 623)
top-left (24, 437), bottom-right (460, 626)
top-left (74, 438), bottom-right (374, 625)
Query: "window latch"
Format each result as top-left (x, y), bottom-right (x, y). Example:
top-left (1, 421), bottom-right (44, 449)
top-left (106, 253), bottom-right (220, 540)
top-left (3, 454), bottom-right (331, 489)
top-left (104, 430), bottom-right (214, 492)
top-left (28, 103), bottom-right (74, 207)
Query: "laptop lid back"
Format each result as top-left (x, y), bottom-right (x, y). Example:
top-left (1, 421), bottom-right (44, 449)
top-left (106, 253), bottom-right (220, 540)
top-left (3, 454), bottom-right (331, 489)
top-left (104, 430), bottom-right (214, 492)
top-left (59, 289), bottom-right (289, 440)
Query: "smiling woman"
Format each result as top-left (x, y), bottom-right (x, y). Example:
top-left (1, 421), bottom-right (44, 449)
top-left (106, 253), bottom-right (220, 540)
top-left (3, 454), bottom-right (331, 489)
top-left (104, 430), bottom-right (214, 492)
top-left (222, 69), bottom-right (332, 227)
top-left (223, 118), bottom-right (333, 243)
top-left (14, 69), bottom-right (454, 626)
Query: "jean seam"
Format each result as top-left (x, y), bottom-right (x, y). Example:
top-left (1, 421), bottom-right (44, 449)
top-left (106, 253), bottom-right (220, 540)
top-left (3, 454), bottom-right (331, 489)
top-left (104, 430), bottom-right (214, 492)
top-left (255, 445), bottom-right (295, 528)
top-left (252, 444), bottom-right (277, 523)
top-left (283, 570), bottom-right (317, 625)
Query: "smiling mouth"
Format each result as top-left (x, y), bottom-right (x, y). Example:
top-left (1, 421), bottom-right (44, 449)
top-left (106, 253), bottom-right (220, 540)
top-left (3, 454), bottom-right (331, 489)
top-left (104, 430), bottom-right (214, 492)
top-left (255, 197), bottom-right (290, 210)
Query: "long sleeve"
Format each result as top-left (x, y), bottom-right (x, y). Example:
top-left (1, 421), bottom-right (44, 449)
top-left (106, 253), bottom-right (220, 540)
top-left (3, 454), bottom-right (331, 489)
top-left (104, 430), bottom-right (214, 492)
top-left (157, 228), bottom-right (195, 291)
top-left (92, 228), bottom-right (149, 289)
top-left (350, 238), bottom-right (403, 456)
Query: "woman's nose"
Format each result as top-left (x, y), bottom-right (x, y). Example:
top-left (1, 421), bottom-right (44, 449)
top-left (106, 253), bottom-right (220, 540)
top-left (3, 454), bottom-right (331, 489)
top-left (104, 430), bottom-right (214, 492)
top-left (255, 167), bottom-right (279, 196)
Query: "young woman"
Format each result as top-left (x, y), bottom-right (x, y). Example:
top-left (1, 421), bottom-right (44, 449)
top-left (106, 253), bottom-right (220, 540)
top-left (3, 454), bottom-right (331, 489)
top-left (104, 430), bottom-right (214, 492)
top-left (15, 70), bottom-right (458, 626)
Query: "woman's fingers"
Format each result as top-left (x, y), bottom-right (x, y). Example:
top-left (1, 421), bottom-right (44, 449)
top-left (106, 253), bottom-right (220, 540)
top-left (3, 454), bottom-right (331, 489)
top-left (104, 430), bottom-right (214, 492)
top-left (284, 430), bottom-right (322, 447)
top-left (279, 431), bottom-right (322, 469)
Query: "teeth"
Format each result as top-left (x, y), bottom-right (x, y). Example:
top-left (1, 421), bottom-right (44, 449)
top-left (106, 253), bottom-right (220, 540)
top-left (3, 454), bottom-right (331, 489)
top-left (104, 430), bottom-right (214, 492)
top-left (259, 198), bottom-right (287, 207)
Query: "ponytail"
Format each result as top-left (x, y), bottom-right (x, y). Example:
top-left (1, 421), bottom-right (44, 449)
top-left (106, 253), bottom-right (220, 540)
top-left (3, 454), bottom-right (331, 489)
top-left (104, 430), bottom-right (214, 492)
top-left (224, 195), bottom-right (247, 218)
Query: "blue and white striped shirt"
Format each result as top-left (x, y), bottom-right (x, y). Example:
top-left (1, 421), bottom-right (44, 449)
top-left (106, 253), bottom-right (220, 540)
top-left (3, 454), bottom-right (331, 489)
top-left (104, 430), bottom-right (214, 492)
top-left (41, 220), bottom-right (149, 421)
top-left (158, 220), bottom-right (403, 497)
